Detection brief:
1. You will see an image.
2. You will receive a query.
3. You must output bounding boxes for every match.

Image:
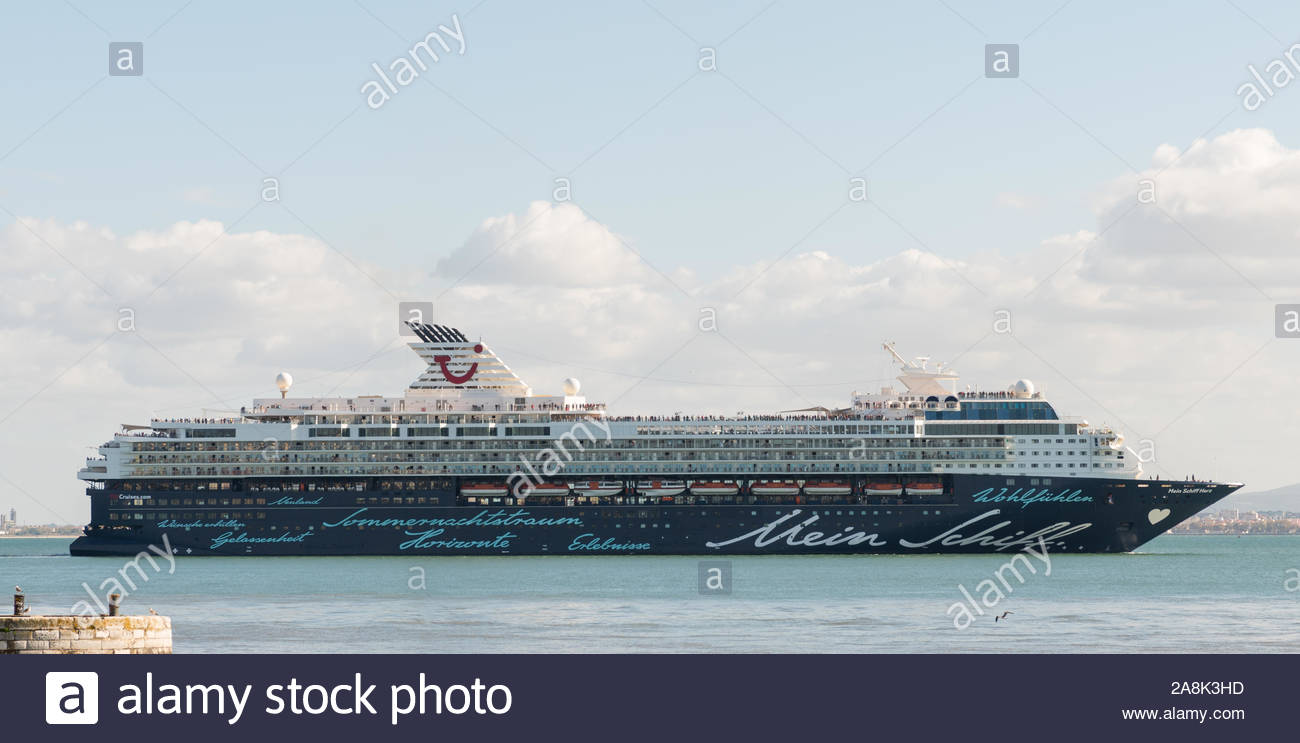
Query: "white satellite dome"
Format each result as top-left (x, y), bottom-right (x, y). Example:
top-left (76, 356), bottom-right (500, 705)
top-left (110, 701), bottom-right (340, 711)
top-left (275, 372), bottom-right (293, 398)
top-left (563, 377), bottom-right (581, 396)
top-left (1009, 378), bottom-right (1035, 397)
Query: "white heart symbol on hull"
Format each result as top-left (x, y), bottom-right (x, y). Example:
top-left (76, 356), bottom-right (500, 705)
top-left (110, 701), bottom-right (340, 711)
top-left (1148, 508), bottom-right (1171, 525)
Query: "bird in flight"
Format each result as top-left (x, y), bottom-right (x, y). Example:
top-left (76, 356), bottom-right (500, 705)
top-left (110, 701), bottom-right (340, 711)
top-left (148, 608), bottom-right (159, 615)
top-left (994, 611), bottom-right (1013, 622)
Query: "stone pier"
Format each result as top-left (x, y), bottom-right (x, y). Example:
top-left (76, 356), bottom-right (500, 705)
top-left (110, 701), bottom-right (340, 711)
top-left (1, 615), bottom-right (172, 654)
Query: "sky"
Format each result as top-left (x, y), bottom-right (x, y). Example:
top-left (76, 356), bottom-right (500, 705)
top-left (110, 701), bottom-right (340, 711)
top-left (2, 0), bottom-right (1299, 523)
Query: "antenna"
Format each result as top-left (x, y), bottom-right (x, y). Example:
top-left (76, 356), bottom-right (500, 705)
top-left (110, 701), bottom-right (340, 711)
top-left (882, 341), bottom-right (910, 368)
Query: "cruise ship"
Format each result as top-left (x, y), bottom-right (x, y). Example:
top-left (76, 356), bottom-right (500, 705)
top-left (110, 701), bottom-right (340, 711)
top-left (70, 323), bottom-right (1241, 556)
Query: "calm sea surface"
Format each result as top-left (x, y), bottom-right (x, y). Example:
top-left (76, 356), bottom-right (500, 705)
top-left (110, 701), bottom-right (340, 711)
top-left (2, 536), bottom-right (1297, 653)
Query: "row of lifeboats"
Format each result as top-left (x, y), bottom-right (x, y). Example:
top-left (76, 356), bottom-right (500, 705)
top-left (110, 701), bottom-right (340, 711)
top-left (461, 480), bottom-right (945, 497)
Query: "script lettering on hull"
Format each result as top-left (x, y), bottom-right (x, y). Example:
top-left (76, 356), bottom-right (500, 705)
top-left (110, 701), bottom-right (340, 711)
top-left (568, 533), bottom-right (652, 552)
top-left (211, 530), bottom-right (314, 549)
top-left (705, 509), bottom-right (1093, 552)
top-left (970, 486), bottom-right (1093, 507)
top-left (896, 510), bottom-right (1092, 551)
top-left (705, 510), bottom-right (887, 550)
top-left (321, 507), bottom-right (582, 529)
top-left (399, 529), bottom-right (517, 550)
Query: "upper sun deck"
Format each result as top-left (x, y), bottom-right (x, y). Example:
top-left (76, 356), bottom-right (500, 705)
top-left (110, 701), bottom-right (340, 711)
top-left (142, 332), bottom-right (1068, 430)
top-left (242, 396), bottom-right (605, 418)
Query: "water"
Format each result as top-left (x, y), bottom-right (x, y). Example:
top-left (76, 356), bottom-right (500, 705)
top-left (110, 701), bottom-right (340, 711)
top-left (2, 536), bottom-right (1297, 653)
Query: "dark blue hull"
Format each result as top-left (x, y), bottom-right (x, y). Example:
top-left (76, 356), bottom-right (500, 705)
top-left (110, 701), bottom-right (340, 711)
top-left (68, 475), bottom-right (1239, 556)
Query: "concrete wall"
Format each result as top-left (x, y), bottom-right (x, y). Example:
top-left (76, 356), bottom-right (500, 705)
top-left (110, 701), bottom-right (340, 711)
top-left (1, 615), bottom-right (171, 654)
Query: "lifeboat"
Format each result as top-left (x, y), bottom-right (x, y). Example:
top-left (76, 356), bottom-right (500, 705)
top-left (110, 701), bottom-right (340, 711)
top-left (460, 482), bottom-right (509, 497)
top-left (864, 482), bottom-right (904, 496)
top-left (526, 482), bottom-right (571, 497)
top-left (905, 481), bottom-right (944, 496)
top-left (750, 480), bottom-right (801, 496)
top-left (803, 480), bottom-right (851, 496)
top-left (571, 480), bottom-right (624, 496)
top-left (636, 480), bottom-right (687, 497)
top-left (690, 481), bottom-right (739, 496)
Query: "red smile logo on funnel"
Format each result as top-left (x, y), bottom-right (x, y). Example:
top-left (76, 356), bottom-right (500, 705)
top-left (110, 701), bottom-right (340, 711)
top-left (433, 344), bottom-right (483, 385)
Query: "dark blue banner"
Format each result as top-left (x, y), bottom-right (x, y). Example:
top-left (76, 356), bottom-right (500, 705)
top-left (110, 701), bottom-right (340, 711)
top-left (4, 655), bottom-right (1289, 740)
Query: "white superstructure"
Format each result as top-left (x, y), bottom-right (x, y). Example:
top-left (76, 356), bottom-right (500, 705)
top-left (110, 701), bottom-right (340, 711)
top-left (79, 324), bottom-right (1139, 483)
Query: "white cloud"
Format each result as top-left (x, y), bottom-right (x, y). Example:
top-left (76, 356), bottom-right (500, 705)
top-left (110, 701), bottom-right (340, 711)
top-left (434, 201), bottom-right (655, 288)
top-left (995, 192), bottom-right (1033, 209)
top-left (1, 128), bottom-right (1298, 520)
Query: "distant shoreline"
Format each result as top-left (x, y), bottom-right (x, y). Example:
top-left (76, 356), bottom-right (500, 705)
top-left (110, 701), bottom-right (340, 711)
top-left (0, 535), bottom-right (77, 539)
top-left (1168, 532), bottom-right (1299, 536)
